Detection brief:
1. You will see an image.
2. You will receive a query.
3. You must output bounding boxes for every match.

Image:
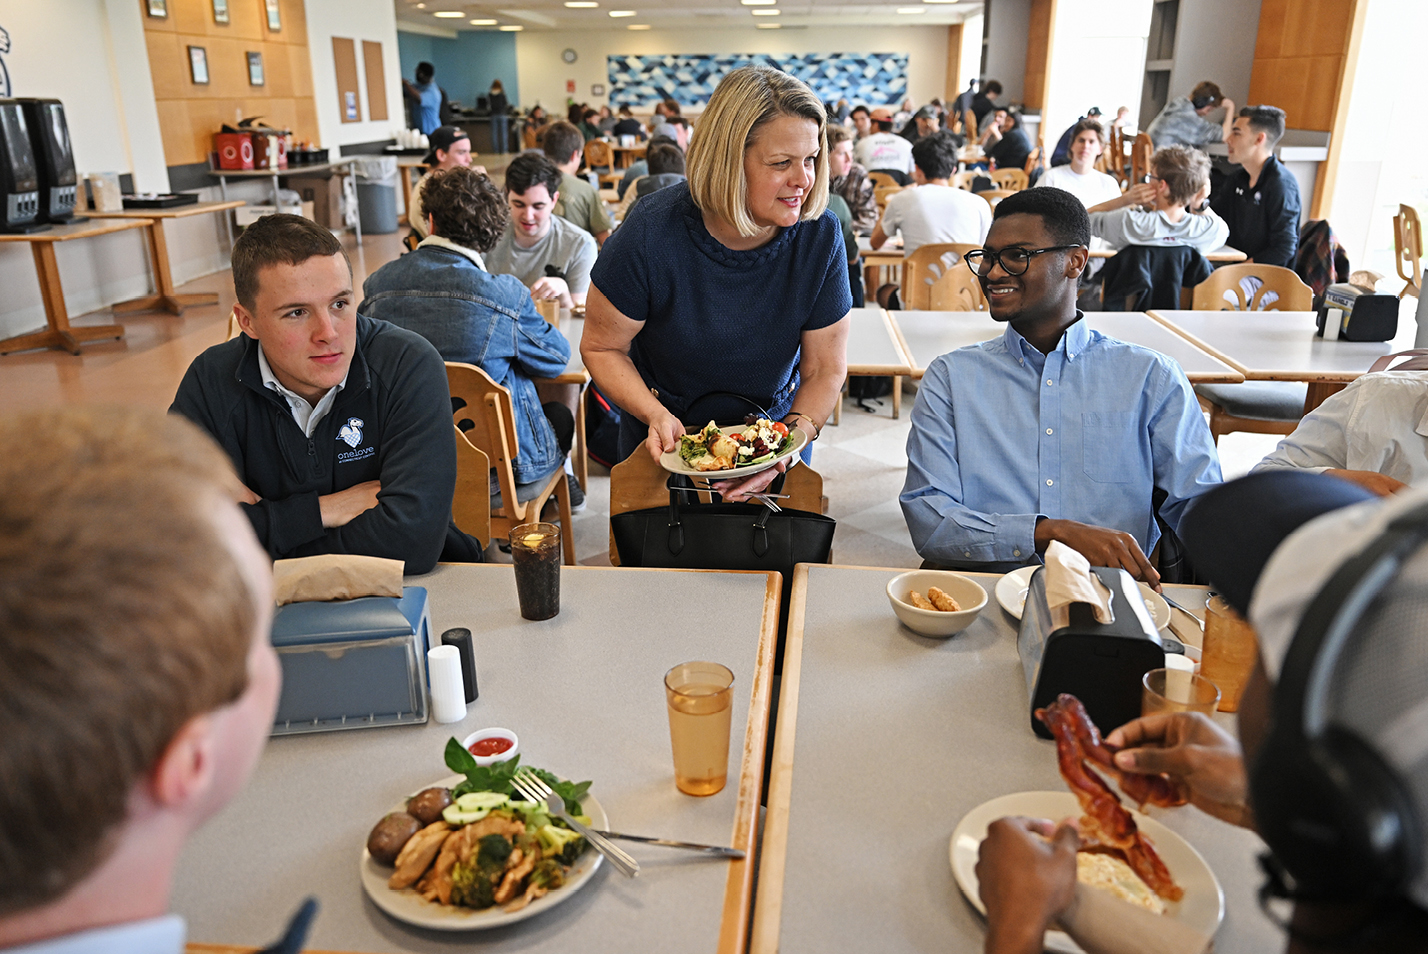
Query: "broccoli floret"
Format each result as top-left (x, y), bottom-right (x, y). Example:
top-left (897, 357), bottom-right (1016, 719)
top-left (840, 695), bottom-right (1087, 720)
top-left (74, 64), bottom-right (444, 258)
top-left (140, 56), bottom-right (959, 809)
top-left (449, 858), bottom-right (497, 909)
top-left (476, 833), bottom-right (514, 872)
top-left (536, 824), bottom-right (587, 866)
top-left (529, 855), bottom-right (567, 890)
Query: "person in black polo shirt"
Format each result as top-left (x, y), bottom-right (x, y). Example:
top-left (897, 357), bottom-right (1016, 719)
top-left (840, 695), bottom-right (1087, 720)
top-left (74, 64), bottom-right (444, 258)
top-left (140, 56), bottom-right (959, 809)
top-left (1211, 105), bottom-right (1301, 267)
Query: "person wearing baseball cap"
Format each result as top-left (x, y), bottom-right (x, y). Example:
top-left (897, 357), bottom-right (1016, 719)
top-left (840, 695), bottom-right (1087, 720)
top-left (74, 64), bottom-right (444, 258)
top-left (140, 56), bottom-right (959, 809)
top-left (976, 470), bottom-right (1428, 953)
top-left (408, 125), bottom-right (486, 238)
top-left (1049, 106), bottom-right (1102, 167)
top-left (899, 104), bottom-right (943, 147)
top-left (853, 106), bottom-right (914, 184)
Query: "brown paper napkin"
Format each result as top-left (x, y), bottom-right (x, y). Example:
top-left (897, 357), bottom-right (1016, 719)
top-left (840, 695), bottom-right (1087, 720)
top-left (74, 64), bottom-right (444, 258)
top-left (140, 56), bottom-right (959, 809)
top-left (1044, 540), bottom-right (1115, 630)
top-left (1056, 883), bottom-right (1211, 954)
top-left (272, 554), bottom-right (404, 606)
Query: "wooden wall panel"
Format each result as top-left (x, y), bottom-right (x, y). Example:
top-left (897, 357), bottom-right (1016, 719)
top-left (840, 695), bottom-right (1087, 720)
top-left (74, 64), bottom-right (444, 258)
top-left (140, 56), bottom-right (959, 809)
top-left (945, 24), bottom-right (963, 106)
top-left (363, 41), bottom-right (388, 123)
top-left (1022, 0), bottom-right (1055, 112)
top-left (143, 0), bottom-right (319, 166)
top-left (1248, 0), bottom-right (1355, 131)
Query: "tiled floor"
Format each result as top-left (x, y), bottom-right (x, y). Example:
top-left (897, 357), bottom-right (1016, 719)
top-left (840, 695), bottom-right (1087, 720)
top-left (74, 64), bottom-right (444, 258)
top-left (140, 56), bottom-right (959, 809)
top-left (0, 178), bottom-right (1283, 570)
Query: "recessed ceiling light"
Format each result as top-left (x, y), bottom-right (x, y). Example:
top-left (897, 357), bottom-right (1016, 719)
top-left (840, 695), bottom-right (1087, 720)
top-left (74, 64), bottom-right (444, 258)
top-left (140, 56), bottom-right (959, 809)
top-left (922, 0), bottom-right (962, 3)
top-left (433, 10), bottom-right (464, 16)
top-left (564, 1), bottom-right (599, 7)
top-left (751, 8), bottom-right (779, 13)
top-left (609, 9), bottom-right (636, 15)
top-left (896, 5), bottom-right (926, 11)
top-left (415, 2), bottom-right (425, 7)
top-left (627, 23), bottom-right (651, 29)
top-left (756, 22), bottom-right (781, 28)
top-left (469, 18), bottom-right (496, 24)
top-left (742, 0), bottom-right (776, 5)
top-left (498, 24), bottom-right (523, 30)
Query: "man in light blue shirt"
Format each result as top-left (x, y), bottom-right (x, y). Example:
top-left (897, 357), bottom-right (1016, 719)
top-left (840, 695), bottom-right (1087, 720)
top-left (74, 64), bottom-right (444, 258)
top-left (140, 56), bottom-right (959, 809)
top-left (900, 187), bottom-right (1221, 588)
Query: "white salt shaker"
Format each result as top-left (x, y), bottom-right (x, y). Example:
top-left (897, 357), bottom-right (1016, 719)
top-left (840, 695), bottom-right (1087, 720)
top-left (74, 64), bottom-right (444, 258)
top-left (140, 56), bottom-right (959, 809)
top-left (428, 645), bottom-right (467, 724)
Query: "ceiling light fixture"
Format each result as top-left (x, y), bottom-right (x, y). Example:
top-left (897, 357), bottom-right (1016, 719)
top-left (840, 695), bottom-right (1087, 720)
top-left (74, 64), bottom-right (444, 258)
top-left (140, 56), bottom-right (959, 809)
top-left (896, 5), bottom-right (926, 11)
top-left (498, 23), bottom-right (523, 30)
top-left (922, 0), bottom-right (962, 4)
top-left (564, 1), bottom-right (599, 7)
top-left (433, 10), bottom-right (464, 16)
top-left (741, 0), bottom-right (776, 5)
top-left (415, 2), bottom-right (425, 7)
top-left (609, 9), bottom-right (636, 15)
top-left (751, 8), bottom-right (780, 14)
top-left (756, 22), bottom-right (782, 28)
top-left (627, 23), bottom-right (651, 29)
top-left (469, 18), bottom-right (497, 24)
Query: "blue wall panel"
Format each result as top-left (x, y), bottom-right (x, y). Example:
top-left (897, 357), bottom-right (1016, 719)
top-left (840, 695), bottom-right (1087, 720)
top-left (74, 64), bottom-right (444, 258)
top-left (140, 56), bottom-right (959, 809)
top-left (607, 53), bottom-right (908, 108)
top-left (396, 31), bottom-right (519, 114)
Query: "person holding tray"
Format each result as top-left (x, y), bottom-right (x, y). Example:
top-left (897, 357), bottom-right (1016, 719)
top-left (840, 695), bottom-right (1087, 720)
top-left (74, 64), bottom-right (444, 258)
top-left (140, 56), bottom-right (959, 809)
top-left (580, 65), bottom-right (851, 501)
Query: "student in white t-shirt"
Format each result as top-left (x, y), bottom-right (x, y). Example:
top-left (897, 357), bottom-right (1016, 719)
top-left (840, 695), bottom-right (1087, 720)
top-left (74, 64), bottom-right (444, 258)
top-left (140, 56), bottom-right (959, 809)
top-left (871, 131), bottom-right (992, 256)
top-left (1035, 118), bottom-right (1123, 209)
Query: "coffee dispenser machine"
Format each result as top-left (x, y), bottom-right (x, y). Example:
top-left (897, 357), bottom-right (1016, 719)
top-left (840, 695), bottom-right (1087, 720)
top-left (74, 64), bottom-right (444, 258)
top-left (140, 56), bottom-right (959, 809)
top-left (16, 99), bottom-right (77, 223)
top-left (0, 99), bottom-right (42, 232)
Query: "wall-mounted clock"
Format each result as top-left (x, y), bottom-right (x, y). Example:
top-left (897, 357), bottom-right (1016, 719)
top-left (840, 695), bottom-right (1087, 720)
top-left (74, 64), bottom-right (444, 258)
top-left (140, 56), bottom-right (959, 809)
top-left (562, 48), bottom-right (578, 64)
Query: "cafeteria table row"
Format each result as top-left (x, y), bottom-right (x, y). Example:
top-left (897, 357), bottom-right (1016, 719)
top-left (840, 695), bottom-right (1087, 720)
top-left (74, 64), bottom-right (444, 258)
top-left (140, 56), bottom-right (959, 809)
top-left (174, 562), bottom-right (1284, 953)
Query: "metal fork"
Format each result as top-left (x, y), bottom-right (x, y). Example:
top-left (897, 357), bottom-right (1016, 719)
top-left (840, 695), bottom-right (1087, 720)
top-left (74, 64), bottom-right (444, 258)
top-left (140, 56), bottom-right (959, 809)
top-left (510, 769), bottom-right (640, 878)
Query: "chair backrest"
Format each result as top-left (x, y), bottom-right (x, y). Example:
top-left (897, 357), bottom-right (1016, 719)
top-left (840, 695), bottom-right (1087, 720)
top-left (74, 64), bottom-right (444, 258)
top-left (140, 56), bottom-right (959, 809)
top-left (1191, 263), bottom-right (1314, 311)
top-left (902, 242), bottom-right (980, 310)
top-left (952, 170), bottom-right (979, 191)
top-left (1394, 204), bottom-right (1422, 288)
top-left (452, 425), bottom-right (492, 547)
top-left (225, 309), bottom-right (242, 341)
top-left (979, 188), bottom-right (1015, 209)
top-left (585, 138), bottom-right (613, 169)
top-left (446, 361), bottom-right (528, 523)
top-left (927, 262), bottom-right (988, 311)
top-left (989, 168), bottom-right (1028, 191)
top-left (867, 171), bottom-right (899, 191)
top-left (606, 448), bottom-right (825, 565)
top-left (1130, 132), bottom-right (1153, 185)
top-left (1022, 147), bottom-right (1041, 176)
top-left (873, 184), bottom-right (902, 210)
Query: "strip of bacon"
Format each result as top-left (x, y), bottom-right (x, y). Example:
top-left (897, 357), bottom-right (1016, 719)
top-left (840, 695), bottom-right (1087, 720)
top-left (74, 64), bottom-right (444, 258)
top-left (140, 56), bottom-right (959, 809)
top-left (1036, 694), bottom-right (1184, 902)
top-left (1060, 695), bottom-right (1190, 810)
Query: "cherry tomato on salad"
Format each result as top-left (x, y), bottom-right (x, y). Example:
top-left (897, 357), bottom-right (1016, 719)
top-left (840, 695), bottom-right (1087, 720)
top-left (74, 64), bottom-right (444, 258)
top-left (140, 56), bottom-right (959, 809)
top-left (771, 421), bottom-right (789, 438)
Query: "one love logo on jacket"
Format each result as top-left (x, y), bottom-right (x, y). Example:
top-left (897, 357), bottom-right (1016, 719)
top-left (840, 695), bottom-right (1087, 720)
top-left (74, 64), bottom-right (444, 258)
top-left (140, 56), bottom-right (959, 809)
top-left (337, 417), bottom-right (375, 463)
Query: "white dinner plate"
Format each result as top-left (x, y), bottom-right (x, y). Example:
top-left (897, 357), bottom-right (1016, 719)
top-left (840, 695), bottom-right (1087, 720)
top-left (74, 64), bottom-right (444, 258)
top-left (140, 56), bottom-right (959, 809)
top-left (659, 424), bottom-right (808, 481)
top-left (994, 565), bottom-right (1172, 631)
top-left (948, 791), bottom-right (1223, 954)
top-left (361, 773), bottom-right (606, 931)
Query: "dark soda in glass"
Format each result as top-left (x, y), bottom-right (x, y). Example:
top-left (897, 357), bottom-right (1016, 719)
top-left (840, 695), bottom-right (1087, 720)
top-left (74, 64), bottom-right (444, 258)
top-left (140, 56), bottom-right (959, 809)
top-left (511, 522), bottom-right (560, 620)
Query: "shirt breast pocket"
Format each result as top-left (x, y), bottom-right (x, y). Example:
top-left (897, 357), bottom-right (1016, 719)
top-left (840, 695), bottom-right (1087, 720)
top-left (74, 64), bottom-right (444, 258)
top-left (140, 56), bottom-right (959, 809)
top-left (1082, 411), bottom-right (1134, 483)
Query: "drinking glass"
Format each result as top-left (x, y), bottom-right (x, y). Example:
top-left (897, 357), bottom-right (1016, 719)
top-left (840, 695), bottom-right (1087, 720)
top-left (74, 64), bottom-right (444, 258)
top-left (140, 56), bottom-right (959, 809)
top-left (664, 661), bottom-right (734, 796)
top-left (510, 522), bottom-right (560, 620)
top-left (1201, 594), bottom-right (1258, 712)
top-left (1141, 667), bottom-right (1220, 717)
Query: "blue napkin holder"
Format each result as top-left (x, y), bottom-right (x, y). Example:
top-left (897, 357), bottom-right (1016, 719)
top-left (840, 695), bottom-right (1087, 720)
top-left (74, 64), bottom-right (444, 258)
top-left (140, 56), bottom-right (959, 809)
top-left (270, 586), bottom-right (432, 736)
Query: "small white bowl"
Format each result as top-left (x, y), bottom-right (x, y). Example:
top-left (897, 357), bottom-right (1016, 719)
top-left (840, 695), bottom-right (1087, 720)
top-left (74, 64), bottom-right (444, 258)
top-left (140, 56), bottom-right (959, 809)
top-left (460, 727), bottom-right (520, 766)
top-left (887, 571), bottom-right (988, 638)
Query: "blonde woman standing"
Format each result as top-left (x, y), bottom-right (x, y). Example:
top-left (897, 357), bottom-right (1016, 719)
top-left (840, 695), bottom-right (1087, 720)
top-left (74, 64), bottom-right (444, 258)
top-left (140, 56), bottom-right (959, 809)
top-left (581, 66), bottom-right (851, 500)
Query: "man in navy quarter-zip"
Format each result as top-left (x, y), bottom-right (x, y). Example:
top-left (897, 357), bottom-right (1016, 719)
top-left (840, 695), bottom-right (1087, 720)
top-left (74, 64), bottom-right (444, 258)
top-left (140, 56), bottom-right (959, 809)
top-left (171, 213), bottom-right (483, 572)
top-left (1211, 104), bottom-right (1301, 267)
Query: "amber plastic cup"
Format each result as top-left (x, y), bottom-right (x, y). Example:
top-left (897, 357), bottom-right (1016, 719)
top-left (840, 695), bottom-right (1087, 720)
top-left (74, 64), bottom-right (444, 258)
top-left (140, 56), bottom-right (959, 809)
top-left (1201, 594), bottom-right (1259, 712)
top-left (510, 522), bottom-right (560, 620)
top-left (664, 662), bottom-right (734, 797)
top-left (1142, 668), bottom-right (1221, 717)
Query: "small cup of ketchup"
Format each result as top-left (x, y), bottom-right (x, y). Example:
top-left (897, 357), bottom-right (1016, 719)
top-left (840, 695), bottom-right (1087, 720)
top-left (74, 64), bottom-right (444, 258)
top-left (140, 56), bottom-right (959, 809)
top-left (461, 727), bottom-right (519, 766)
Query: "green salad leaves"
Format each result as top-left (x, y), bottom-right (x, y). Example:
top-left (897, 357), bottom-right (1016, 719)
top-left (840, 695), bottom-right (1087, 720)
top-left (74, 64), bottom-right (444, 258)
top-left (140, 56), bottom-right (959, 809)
top-left (444, 737), bottom-right (592, 815)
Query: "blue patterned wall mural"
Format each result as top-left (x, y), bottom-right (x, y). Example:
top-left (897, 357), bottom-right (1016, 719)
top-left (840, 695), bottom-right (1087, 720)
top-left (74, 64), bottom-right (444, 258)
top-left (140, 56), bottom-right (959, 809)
top-left (607, 53), bottom-right (907, 108)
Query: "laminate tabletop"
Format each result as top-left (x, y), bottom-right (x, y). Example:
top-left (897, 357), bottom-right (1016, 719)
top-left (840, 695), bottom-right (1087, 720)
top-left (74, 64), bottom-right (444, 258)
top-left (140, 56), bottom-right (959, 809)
top-left (845, 307), bottom-right (913, 375)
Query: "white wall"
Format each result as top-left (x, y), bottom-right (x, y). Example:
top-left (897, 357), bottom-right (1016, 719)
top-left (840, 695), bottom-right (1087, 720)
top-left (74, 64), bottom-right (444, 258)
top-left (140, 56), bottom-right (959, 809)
top-left (515, 26), bottom-right (951, 115)
top-left (1167, 0), bottom-right (1261, 109)
top-left (957, 14), bottom-right (985, 92)
top-left (0, 0), bottom-right (165, 340)
top-left (304, 0), bottom-right (405, 147)
top-left (983, 0), bottom-right (1030, 102)
top-left (1042, 0), bottom-right (1152, 153)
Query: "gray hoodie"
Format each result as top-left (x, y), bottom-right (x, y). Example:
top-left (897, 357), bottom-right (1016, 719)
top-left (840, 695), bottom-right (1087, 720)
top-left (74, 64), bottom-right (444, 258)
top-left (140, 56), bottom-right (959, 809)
top-left (1088, 206), bottom-right (1230, 253)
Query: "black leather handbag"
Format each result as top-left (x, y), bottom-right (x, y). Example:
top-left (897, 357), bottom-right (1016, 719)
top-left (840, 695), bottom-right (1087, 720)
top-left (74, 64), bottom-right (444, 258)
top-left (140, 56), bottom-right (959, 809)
top-left (611, 473), bottom-right (836, 574)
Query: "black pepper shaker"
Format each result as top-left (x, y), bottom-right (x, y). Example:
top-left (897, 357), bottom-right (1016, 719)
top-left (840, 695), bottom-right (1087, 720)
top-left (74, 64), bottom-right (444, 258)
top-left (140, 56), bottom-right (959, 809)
top-left (440, 627), bottom-right (478, 703)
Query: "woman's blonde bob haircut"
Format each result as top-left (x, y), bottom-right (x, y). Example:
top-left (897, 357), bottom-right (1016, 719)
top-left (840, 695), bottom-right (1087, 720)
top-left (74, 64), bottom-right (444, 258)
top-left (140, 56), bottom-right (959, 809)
top-left (686, 66), bottom-right (830, 238)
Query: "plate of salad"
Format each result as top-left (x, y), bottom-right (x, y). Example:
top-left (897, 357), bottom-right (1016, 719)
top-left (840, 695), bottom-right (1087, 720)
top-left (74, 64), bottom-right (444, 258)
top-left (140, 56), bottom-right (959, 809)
top-left (660, 418), bottom-right (808, 480)
top-left (360, 739), bottom-right (606, 931)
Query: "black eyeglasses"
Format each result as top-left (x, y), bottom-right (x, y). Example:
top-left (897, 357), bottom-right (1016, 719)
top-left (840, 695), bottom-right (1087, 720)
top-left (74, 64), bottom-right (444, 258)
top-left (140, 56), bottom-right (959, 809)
top-left (963, 245), bottom-right (1084, 276)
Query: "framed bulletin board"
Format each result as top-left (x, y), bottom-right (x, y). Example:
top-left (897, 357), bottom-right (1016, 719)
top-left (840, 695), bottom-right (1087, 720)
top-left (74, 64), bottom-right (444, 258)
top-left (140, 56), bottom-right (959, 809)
top-left (331, 37), bottom-right (362, 124)
top-left (362, 40), bottom-right (388, 122)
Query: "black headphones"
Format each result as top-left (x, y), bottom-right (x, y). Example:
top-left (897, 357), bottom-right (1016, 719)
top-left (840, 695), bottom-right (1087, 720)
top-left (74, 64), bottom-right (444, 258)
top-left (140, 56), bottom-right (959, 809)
top-left (1249, 501), bottom-right (1428, 903)
top-left (1190, 95), bottom-right (1217, 110)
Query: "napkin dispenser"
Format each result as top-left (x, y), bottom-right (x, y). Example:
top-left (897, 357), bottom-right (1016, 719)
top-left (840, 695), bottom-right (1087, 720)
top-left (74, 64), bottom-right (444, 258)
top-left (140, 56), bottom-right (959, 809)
top-left (1017, 567), bottom-right (1164, 739)
top-left (1316, 283), bottom-right (1398, 342)
top-left (269, 586), bottom-right (432, 736)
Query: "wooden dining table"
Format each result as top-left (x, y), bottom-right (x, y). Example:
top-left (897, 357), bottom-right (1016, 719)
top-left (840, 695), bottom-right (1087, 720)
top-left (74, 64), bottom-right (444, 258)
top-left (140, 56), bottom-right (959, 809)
top-left (172, 563), bottom-right (780, 954)
top-left (889, 309), bottom-right (1246, 383)
top-left (1147, 309), bottom-right (1419, 412)
top-left (611, 142), bottom-right (647, 169)
top-left (753, 564), bottom-right (1285, 953)
top-left (84, 200), bottom-right (246, 316)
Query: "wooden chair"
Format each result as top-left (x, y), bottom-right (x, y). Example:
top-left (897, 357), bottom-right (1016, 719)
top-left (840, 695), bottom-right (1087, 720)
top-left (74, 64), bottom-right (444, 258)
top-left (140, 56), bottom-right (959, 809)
top-left (446, 362), bottom-right (576, 565)
top-left (952, 171), bottom-right (979, 191)
top-left (873, 184), bottom-right (902, 210)
top-left (979, 188), bottom-right (1015, 209)
top-left (867, 171), bottom-right (900, 191)
top-left (927, 261), bottom-right (988, 311)
top-left (522, 122), bottom-right (542, 151)
top-left (584, 138), bottom-right (614, 172)
top-left (989, 168), bottom-right (1028, 192)
top-left (606, 448), bottom-right (825, 566)
top-left (1189, 264), bottom-right (1315, 443)
top-left (902, 242), bottom-right (980, 310)
top-left (225, 309), bottom-right (242, 340)
top-left (1191, 263), bottom-right (1314, 312)
top-left (1022, 146), bottom-right (1041, 177)
top-left (451, 425), bottom-right (492, 549)
top-left (1130, 132), bottom-right (1153, 185)
top-left (1395, 204), bottom-right (1422, 299)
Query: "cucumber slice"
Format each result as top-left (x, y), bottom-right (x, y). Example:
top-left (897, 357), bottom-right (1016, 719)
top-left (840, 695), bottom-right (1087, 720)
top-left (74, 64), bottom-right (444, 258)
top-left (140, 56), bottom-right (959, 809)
top-left (455, 791), bottom-right (510, 811)
top-left (442, 804), bottom-right (491, 825)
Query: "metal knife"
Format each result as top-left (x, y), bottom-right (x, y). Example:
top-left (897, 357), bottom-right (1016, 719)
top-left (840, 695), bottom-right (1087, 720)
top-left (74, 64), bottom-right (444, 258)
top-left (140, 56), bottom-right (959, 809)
top-left (592, 831), bottom-right (746, 858)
